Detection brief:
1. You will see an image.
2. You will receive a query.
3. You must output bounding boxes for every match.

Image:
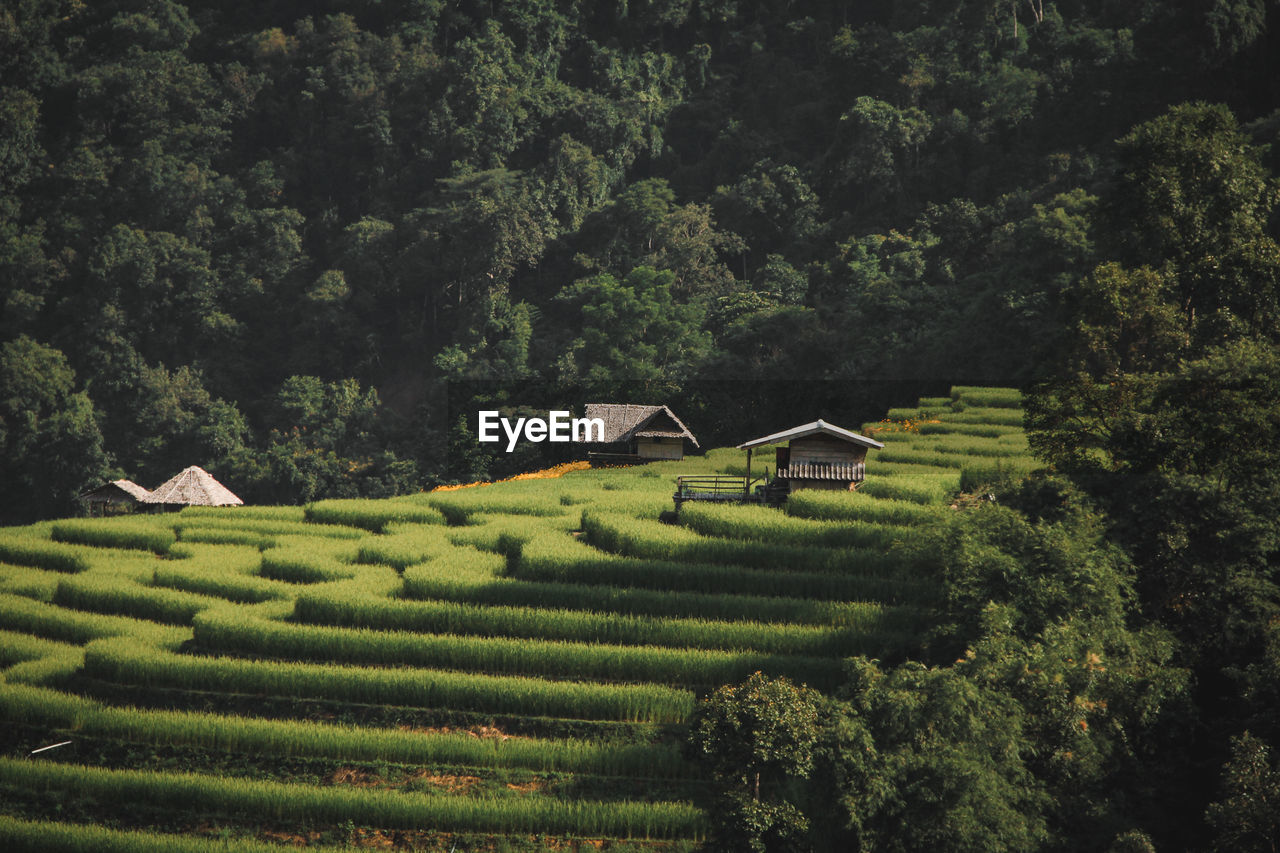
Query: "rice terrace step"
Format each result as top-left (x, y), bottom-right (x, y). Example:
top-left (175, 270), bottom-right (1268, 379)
top-left (0, 387), bottom-right (1031, 850)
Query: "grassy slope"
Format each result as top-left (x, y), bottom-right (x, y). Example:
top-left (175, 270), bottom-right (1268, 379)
top-left (0, 387), bottom-right (1033, 851)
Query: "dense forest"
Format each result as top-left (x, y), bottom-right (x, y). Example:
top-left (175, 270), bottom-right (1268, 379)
top-left (2, 0), bottom-right (1276, 515)
top-left (3, 1), bottom-right (1280, 850)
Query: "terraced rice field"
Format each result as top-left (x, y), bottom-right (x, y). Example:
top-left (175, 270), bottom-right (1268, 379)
top-left (0, 387), bottom-right (1034, 851)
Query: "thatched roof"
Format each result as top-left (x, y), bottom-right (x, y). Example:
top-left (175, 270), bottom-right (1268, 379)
top-left (583, 403), bottom-right (699, 447)
top-left (737, 419), bottom-right (884, 451)
top-left (142, 466), bottom-right (243, 506)
top-left (80, 479), bottom-right (152, 503)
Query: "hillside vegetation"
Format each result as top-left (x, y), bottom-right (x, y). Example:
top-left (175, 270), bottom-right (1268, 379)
top-left (0, 387), bottom-right (1030, 851)
top-left (3, 0), bottom-right (1278, 517)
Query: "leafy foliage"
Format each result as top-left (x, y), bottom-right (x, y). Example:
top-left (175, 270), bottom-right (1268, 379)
top-left (4, 0), bottom-right (1275, 512)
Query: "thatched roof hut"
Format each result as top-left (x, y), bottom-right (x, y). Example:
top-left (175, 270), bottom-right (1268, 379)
top-left (80, 479), bottom-right (152, 513)
top-left (142, 466), bottom-right (243, 508)
top-left (582, 403), bottom-right (698, 461)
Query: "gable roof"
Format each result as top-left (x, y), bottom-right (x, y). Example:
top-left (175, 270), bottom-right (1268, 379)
top-left (582, 403), bottom-right (699, 447)
top-left (142, 466), bottom-right (243, 506)
top-left (80, 479), bottom-right (152, 502)
top-left (736, 419), bottom-right (885, 451)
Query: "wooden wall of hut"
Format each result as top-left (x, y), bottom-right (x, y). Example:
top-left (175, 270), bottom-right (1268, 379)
top-left (788, 436), bottom-right (869, 466)
top-left (636, 437), bottom-right (684, 460)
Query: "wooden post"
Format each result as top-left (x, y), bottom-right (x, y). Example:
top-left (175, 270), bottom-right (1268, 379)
top-left (745, 447), bottom-right (752, 496)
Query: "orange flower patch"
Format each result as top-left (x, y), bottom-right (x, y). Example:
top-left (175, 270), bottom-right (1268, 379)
top-left (863, 417), bottom-right (942, 435)
top-left (431, 460), bottom-right (591, 492)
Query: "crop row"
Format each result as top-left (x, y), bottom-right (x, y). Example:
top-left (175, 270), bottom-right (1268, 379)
top-left (0, 683), bottom-right (692, 779)
top-left (784, 491), bottom-right (943, 525)
top-left (355, 537), bottom-right (455, 570)
top-left (296, 588), bottom-right (909, 657)
top-left (52, 575), bottom-right (221, 626)
top-left (889, 406), bottom-right (1025, 427)
top-left (0, 538), bottom-right (90, 574)
top-left (0, 593), bottom-right (186, 649)
top-left (152, 563), bottom-right (286, 605)
top-left (511, 532), bottom-right (912, 603)
top-left (0, 815), bottom-right (357, 853)
top-left (424, 490), bottom-right (574, 523)
top-left (304, 499), bottom-right (445, 532)
top-left (856, 473), bottom-right (959, 505)
top-left (0, 758), bottom-right (705, 839)
top-left (82, 638), bottom-right (696, 723)
top-left (181, 506), bottom-right (306, 521)
top-left (0, 565), bottom-right (60, 600)
top-left (950, 385), bottom-right (1023, 408)
top-left (173, 515), bottom-right (365, 539)
top-left (176, 526), bottom-right (278, 549)
top-left (958, 457), bottom-right (1042, 490)
top-left (154, 543), bottom-right (283, 604)
top-left (257, 540), bottom-right (362, 583)
top-left (875, 446), bottom-right (973, 468)
top-left (913, 420), bottom-right (1024, 438)
top-left (0, 629), bottom-right (77, 669)
top-left (580, 511), bottom-right (917, 580)
top-left (885, 433), bottom-right (1030, 458)
top-left (0, 815), bottom-right (310, 853)
top-left (678, 503), bottom-right (918, 552)
top-left (49, 519), bottom-right (176, 554)
top-left (192, 609), bottom-right (845, 690)
top-left (404, 560), bottom-right (895, 628)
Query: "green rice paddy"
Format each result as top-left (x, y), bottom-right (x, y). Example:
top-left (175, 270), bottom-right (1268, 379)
top-left (0, 386), bottom-right (1034, 850)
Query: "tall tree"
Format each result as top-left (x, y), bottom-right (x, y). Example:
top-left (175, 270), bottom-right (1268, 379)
top-left (0, 336), bottom-right (107, 521)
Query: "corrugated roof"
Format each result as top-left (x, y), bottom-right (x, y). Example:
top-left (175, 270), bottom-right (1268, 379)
top-left (581, 403), bottom-right (699, 447)
top-left (737, 419), bottom-right (885, 450)
top-left (142, 466), bottom-right (243, 506)
top-left (777, 462), bottom-right (866, 481)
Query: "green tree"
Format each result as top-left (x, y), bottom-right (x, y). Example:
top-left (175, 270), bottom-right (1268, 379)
top-left (555, 266), bottom-right (709, 384)
top-left (825, 96), bottom-right (931, 219)
top-left (1206, 733), bottom-right (1280, 852)
top-left (826, 659), bottom-right (1049, 853)
top-left (802, 481), bottom-right (1190, 851)
top-left (252, 375), bottom-right (418, 503)
top-left (687, 672), bottom-right (821, 852)
top-left (1025, 102), bottom-right (1280, 847)
top-left (1100, 102), bottom-right (1280, 348)
top-left (0, 336), bottom-right (108, 521)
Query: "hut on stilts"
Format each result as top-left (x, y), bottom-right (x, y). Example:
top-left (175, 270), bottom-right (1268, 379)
top-left (673, 418), bottom-right (884, 511)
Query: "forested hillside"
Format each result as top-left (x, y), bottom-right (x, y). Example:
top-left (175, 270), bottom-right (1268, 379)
top-left (2, 0), bottom-right (1279, 517)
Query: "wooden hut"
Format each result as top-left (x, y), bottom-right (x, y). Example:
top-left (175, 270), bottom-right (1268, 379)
top-left (582, 403), bottom-right (699, 463)
top-left (737, 419), bottom-right (884, 492)
top-left (142, 466), bottom-right (243, 511)
top-left (79, 480), bottom-right (152, 515)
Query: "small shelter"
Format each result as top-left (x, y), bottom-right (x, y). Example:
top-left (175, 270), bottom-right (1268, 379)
top-left (142, 466), bottom-right (243, 510)
top-left (737, 419), bottom-right (884, 492)
top-left (582, 403), bottom-right (699, 462)
top-left (79, 480), bottom-right (152, 515)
